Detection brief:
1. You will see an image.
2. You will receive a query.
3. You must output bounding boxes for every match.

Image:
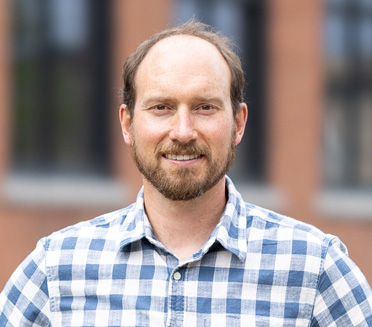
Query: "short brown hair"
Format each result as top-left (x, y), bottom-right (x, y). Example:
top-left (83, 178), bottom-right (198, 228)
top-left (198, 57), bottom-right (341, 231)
top-left (122, 20), bottom-right (245, 118)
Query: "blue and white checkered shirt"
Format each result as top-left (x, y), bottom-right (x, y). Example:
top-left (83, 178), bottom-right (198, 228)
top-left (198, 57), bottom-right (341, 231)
top-left (1, 177), bottom-right (372, 326)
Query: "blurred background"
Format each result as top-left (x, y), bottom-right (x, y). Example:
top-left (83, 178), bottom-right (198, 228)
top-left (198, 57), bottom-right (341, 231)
top-left (0, 0), bottom-right (372, 288)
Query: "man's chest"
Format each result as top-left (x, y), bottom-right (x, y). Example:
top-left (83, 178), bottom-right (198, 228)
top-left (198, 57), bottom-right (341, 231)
top-left (47, 249), bottom-right (318, 326)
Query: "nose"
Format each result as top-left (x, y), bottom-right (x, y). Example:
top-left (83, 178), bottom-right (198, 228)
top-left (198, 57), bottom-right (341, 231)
top-left (168, 107), bottom-right (197, 144)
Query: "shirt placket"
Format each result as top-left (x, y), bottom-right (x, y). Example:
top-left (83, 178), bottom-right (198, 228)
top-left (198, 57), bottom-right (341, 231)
top-left (166, 267), bottom-right (185, 327)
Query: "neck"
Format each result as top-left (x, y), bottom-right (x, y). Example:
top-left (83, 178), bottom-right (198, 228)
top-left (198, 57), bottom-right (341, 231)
top-left (143, 178), bottom-right (227, 262)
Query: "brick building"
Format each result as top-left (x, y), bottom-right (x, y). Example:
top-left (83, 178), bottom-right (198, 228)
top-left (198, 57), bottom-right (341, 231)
top-left (1, 0), bottom-right (372, 289)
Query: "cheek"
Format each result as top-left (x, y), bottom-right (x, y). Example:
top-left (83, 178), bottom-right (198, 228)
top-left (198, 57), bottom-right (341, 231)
top-left (202, 127), bottom-right (234, 157)
top-left (204, 118), bottom-right (234, 140)
top-left (131, 119), bottom-right (166, 147)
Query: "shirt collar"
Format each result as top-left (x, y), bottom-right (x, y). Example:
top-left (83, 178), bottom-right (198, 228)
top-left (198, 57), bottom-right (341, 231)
top-left (119, 176), bottom-right (248, 262)
top-left (212, 176), bottom-right (248, 262)
top-left (118, 187), bottom-right (149, 248)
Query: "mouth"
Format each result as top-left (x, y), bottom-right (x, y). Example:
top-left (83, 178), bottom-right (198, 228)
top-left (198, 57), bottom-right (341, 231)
top-left (163, 154), bottom-right (203, 161)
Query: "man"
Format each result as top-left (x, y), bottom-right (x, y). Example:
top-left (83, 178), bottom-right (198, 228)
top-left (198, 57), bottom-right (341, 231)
top-left (1, 21), bottom-right (371, 326)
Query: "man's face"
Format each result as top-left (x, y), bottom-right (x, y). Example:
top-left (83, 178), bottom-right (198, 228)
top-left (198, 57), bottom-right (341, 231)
top-left (121, 35), bottom-right (246, 201)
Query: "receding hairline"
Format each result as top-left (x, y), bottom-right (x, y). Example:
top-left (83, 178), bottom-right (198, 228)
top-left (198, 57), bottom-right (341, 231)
top-left (134, 34), bottom-right (232, 81)
top-left (122, 20), bottom-right (245, 117)
top-left (142, 33), bottom-right (229, 55)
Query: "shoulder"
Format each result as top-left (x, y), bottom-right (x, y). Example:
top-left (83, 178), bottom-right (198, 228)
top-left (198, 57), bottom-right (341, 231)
top-left (245, 202), bottom-right (329, 240)
top-left (227, 177), bottom-right (338, 256)
top-left (243, 202), bottom-right (341, 258)
top-left (41, 204), bottom-right (135, 253)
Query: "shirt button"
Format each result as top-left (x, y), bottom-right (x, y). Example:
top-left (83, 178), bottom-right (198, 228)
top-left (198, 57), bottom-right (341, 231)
top-left (173, 271), bottom-right (182, 281)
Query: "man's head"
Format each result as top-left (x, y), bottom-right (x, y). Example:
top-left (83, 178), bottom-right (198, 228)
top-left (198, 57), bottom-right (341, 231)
top-left (122, 20), bottom-right (245, 119)
top-left (120, 21), bottom-right (247, 201)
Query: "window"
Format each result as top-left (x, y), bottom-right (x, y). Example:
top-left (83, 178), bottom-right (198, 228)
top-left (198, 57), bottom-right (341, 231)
top-left (12, 0), bottom-right (111, 177)
top-left (324, 0), bottom-right (372, 189)
top-left (173, 0), bottom-right (268, 183)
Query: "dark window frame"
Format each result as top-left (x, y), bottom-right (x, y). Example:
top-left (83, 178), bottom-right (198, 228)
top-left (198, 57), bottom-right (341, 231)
top-left (12, 0), bottom-right (112, 177)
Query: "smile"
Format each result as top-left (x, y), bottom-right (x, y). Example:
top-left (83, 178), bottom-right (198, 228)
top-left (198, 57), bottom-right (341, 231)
top-left (164, 154), bottom-right (201, 161)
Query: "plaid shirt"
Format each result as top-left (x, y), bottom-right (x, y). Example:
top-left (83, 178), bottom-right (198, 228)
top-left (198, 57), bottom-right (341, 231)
top-left (1, 177), bottom-right (372, 326)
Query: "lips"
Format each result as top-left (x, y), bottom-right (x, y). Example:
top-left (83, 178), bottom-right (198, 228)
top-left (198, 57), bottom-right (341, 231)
top-left (164, 154), bottom-right (201, 161)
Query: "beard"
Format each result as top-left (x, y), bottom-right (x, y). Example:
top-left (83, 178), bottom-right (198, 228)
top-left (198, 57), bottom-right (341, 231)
top-left (131, 130), bottom-right (236, 201)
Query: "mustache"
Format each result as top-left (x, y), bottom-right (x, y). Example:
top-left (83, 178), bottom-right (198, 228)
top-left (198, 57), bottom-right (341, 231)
top-left (156, 143), bottom-right (211, 157)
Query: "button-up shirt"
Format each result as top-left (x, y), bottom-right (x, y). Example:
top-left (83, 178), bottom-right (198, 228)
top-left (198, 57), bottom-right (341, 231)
top-left (1, 177), bottom-right (372, 326)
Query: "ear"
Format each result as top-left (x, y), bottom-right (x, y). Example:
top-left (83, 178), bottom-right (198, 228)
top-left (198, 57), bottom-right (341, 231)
top-left (234, 103), bottom-right (248, 146)
top-left (119, 104), bottom-right (132, 146)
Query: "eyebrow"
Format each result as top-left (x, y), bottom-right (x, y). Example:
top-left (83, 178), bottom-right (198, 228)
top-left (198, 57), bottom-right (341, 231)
top-left (140, 96), bottom-right (173, 107)
top-left (140, 96), bottom-right (226, 108)
top-left (194, 96), bottom-right (225, 106)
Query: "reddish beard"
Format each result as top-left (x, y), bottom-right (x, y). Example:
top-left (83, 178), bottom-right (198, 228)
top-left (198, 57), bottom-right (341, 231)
top-left (131, 132), bottom-right (236, 201)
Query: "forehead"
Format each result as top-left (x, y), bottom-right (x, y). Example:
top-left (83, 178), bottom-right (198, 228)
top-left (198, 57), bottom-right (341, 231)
top-left (145, 34), bottom-right (226, 63)
top-left (135, 35), bottom-right (231, 89)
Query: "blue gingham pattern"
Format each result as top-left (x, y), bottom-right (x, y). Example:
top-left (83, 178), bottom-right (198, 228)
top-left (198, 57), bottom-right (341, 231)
top-left (1, 176), bottom-right (372, 326)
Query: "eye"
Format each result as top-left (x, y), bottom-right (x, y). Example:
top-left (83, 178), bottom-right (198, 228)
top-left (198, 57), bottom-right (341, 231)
top-left (154, 105), bottom-right (168, 110)
top-left (196, 104), bottom-right (217, 115)
top-left (148, 104), bottom-right (173, 116)
top-left (150, 104), bottom-right (171, 112)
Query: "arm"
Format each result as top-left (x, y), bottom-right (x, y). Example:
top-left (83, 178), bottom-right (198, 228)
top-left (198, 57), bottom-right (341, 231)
top-left (311, 237), bottom-right (372, 326)
top-left (0, 239), bottom-right (51, 326)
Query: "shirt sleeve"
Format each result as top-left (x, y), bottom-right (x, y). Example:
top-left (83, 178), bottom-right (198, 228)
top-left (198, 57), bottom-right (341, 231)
top-left (0, 238), bottom-right (51, 327)
top-left (311, 236), bottom-right (372, 326)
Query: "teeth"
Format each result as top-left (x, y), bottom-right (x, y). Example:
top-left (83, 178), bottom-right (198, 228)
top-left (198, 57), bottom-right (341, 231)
top-left (165, 154), bottom-right (199, 161)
